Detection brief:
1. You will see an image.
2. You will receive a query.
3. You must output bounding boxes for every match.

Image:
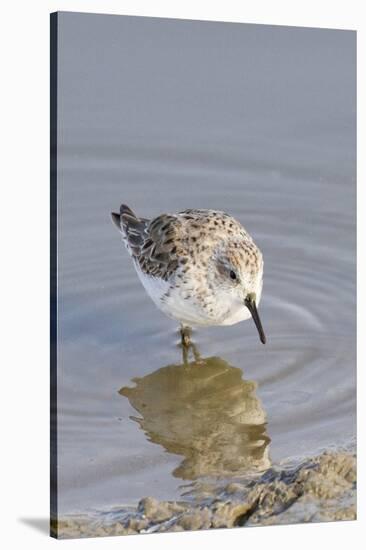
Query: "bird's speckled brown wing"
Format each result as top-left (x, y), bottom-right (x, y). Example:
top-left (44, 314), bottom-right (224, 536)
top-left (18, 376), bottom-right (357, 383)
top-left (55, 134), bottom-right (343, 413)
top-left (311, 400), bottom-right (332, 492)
top-left (112, 206), bottom-right (251, 280)
top-left (113, 204), bottom-right (184, 280)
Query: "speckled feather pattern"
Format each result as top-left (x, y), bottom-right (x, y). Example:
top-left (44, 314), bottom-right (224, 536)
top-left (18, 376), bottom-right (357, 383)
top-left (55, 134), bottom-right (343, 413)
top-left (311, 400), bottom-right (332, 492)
top-left (112, 205), bottom-right (264, 330)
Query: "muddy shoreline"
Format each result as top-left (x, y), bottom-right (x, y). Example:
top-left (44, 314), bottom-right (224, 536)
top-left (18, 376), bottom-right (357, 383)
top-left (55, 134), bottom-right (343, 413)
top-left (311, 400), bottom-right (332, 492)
top-left (53, 449), bottom-right (356, 538)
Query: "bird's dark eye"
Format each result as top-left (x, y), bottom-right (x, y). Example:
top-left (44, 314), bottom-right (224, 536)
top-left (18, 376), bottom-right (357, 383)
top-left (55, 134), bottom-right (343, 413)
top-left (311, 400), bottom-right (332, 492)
top-left (230, 270), bottom-right (237, 281)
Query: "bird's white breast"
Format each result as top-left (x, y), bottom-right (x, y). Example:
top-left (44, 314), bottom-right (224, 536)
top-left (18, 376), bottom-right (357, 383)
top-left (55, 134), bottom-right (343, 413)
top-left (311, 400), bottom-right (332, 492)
top-left (133, 262), bottom-right (170, 310)
top-left (134, 262), bottom-right (212, 325)
top-left (133, 259), bottom-right (258, 328)
top-left (219, 304), bottom-right (251, 325)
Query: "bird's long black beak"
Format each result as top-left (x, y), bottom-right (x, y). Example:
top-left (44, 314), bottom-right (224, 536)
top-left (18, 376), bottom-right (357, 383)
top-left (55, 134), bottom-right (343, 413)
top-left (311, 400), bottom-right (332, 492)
top-left (245, 294), bottom-right (266, 344)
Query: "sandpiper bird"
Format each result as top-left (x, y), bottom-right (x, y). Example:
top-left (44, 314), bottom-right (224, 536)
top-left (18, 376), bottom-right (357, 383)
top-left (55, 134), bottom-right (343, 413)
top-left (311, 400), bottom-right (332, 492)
top-left (111, 205), bottom-right (266, 346)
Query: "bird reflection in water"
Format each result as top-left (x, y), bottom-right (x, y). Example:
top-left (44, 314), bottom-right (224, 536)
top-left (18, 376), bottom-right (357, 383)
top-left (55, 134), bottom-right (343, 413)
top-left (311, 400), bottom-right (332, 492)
top-left (119, 346), bottom-right (271, 481)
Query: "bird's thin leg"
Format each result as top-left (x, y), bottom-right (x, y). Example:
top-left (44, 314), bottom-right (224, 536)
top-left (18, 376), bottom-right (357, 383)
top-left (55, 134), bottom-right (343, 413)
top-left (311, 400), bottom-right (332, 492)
top-left (179, 325), bottom-right (202, 364)
top-left (180, 325), bottom-right (192, 348)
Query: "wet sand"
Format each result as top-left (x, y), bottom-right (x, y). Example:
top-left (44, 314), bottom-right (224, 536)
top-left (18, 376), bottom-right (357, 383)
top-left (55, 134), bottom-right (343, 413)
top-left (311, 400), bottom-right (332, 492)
top-left (53, 449), bottom-right (356, 538)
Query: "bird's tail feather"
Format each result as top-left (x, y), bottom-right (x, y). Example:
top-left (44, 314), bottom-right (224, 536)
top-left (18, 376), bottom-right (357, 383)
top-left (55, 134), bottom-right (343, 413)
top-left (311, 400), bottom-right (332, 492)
top-left (111, 211), bottom-right (121, 230)
top-left (111, 205), bottom-right (149, 258)
top-left (110, 204), bottom-right (137, 232)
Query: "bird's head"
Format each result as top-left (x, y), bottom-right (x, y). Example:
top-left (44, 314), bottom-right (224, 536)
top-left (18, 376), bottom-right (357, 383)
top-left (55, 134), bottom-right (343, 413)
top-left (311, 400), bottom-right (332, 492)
top-left (209, 238), bottom-right (266, 344)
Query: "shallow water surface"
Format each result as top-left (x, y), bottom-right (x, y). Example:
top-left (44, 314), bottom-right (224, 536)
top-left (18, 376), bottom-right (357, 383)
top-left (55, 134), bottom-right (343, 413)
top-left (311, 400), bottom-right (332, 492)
top-left (56, 14), bottom-right (356, 516)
